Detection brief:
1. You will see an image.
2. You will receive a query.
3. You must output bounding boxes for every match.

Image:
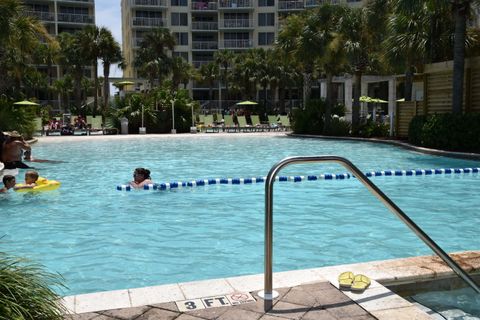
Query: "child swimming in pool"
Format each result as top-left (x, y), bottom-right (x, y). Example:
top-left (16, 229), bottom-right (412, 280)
top-left (130, 168), bottom-right (153, 188)
top-left (14, 170), bottom-right (39, 191)
top-left (0, 175), bottom-right (16, 193)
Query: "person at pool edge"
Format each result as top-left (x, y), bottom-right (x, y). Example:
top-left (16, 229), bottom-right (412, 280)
top-left (130, 168), bottom-right (153, 188)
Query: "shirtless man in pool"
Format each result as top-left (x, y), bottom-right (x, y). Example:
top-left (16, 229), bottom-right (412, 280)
top-left (1, 132), bottom-right (32, 169)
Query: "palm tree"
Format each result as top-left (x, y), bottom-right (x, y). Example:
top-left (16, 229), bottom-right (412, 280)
top-left (214, 49), bottom-right (235, 103)
top-left (0, 0), bottom-right (51, 96)
top-left (78, 25), bottom-right (102, 112)
top-left (135, 28), bottom-right (176, 88)
top-left (171, 56), bottom-right (196, 89)
top-left (199, 62), bottom-right (219, 102)
top-left (98, 28), bottom-right (123, 115)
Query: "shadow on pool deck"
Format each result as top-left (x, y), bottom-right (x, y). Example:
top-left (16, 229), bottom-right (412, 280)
top-left (65, 281), bottom-right (380, 320)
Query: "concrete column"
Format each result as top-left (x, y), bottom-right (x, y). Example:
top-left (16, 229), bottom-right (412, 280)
top-left (344, 78), bottom-right (352, 122)
top-left (320, 81), bottom-right (326, 99)
top-left (388, 78), bottom-right (396, 136)
top-left (361, 78), bottom-right (368, 116)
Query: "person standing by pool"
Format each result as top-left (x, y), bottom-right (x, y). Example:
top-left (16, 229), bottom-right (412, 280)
top-left (1, 131), bottom-right (32, 169)
top-left (130, 168), bottom-right (153, 188)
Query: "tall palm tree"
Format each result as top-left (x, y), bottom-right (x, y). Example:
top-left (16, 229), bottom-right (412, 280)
top-left (199, 62), bottom-right (219, 101)
top-left (172, 56), bottom-right (196, 89)
top-left (214, 49), bottom-right (235, 103)
top-left (135, 28), bottom-right (175, 88)
top-left (98, 28), bottom-right (123, 115)
top-left (78, 25), bottom-right (102, 112)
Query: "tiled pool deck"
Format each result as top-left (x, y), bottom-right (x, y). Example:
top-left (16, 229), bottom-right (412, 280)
top-left (63, 251), bottom-right (480, 320)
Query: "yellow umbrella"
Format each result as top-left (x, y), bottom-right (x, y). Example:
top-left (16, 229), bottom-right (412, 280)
top-left (359, 96), bottom-right (373, 103)
top-left (114, 81), bottom-right (135, 87)
top-left (13, 100), bottom-right (39, 106)
top-left (236, 100), bottom-right (258, 106)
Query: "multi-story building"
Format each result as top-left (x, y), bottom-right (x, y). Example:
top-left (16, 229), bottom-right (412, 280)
top-left (22, 0), bottom-right (96, 108)
top-left (121, 0), bottom-right (365, 102)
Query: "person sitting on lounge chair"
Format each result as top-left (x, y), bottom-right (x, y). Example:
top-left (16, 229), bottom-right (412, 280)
top-left (130, 168), bottom-right (153, 188)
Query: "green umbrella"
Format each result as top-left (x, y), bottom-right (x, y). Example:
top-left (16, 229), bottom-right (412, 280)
top-left (13, 100), bottom-right (39, 106)
top-left (236, 100), bottom-right (258, 106)
top-left (370, 98), bottom-right (388, 104)
top-left (359, 96), bottom-right (373, 103)
top-left (115, 81), bottom-right (135, 86)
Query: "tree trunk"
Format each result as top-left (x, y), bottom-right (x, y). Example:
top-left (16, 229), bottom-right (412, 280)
top-left (352, 70), bottom-right (362, 129)
top-left (404, 66), bottom-right (414, 101)
top-left (103, 63), bottom-right (111, 117)
top-left (303, 72), bottom-right (312, 106)
top-left (93, 62), bottom-right (99, 114)
top-left (452, 1), bottom-right (467, 114)
top-left (323, 73), bottom-right (333, 135)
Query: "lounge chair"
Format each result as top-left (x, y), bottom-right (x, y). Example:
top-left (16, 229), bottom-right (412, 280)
top-left (86, 116), bottom-right (104, 135)
top-left (33, 117), bottom-right (44, 136)
top-left (279, 115), bottom-right (291, 131)
top-left (203, 115), bottom-right (219, 133)
top-left (268, 115), bottom-right (281, 131)
top-left (250, 115), bottom-right (268, 132)
top-left (236, 115), bottom-right (253, 132)
top-left (223, 114), bottom-right (237, 132)
top-left (196, 114), bottom-right (205, 132)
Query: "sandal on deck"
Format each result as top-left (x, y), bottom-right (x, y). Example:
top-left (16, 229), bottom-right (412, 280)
top-left (351, 274), bottom-right (371, 292)
top-left (338, 271), bottom-right (355, 289)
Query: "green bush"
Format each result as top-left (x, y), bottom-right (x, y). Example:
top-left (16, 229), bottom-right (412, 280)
top-left (0, 97), bottom-right (36, 138)
top-left (329, 117), bottom-right (351, 136)
top-left (0, 252), bottom-right (66, 320)
top-left (291, 99), bottom-right (325, 134)
top-left (408, 113), bottom-right (480, 152)
top-left (356, 120), bottom-right (389, 138)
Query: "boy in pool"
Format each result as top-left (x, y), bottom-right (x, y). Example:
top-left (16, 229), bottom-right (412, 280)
top-left (130, 168), bottom-right (153, 188)
top-left (14, 170), bottom-right (39, 191)
top-left (0, 175), bottom-right (16, 193)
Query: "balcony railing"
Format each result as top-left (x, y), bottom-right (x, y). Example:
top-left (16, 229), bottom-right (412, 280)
top-left (191, 21), bottom-right (218, 30)
top-left (192, 41), bottom-right (218, 50)
top-left (191, 1), bottom-right (217, 10)
top-left (57, 0), bottom-right (94, 3)
top-left (193, 60), bottom-right (214, 68)
top-left (132, 37), bottom-right (145, 47)
top-left (132, 17), bottom-right (166, 27)
top-left (57, 13), bottom-right (94, 24)
top-left (278, 0), bottom-right (304, 10)
top-left (25, 10), bottom-right (55, 21)
top-left (221, 39), bottom-right (253, 49)
top-left (130, 0), bottom-right (168, 6)
top-left (218, 0), bottom-right (253, 9)
top-left (220, 19), bottom-right (254, 29)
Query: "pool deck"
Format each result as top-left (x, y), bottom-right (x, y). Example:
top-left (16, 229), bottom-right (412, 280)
top-left (63, 251), bottom-right (480, 320)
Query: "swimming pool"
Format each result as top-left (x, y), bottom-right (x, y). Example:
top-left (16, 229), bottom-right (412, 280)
top-left (1, 134), bottom-right (479, 296)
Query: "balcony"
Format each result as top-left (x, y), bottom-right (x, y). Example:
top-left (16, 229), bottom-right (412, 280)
top-left (192, 41), bottom-right (218, 50)
top-left (57, 0), bottom-right (94, 3)
top-left (191, 21), bottom-right (218, 31)
top-left (218, 0), bottom-right (253, 9)
top-left (132, 37), bottom-right (145, 47)
top-left (221, 39), bottom-right (252, 49)
top-left (219, 19), bottom-right (254, 29)
top-left (130, 0), bottom-right (168, 7)
top-left (57, 13), bottom-right (94, 24)
top-left (132, 17), bottom-right (166, 27)
top-left (278, 0), bottom-right (304, 10)
top-left (193, 60), bottom-right (214, 68)
top-left (25, 10), bottom-right (55, 22)
top-left (191, 1), bottom-right (217, 11)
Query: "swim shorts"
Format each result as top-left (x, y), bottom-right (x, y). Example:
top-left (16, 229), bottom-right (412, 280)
top-left (4, 161), bottom-right (32, 169)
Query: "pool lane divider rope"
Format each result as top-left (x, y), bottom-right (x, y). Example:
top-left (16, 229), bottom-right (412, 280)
top-left (116, 167), bottom-right (480, 191)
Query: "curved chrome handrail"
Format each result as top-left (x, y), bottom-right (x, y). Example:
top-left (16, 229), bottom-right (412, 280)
top-left (260, 156), bottom-right (480, 300)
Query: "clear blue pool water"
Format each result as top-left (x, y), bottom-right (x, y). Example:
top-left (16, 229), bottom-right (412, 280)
top-left (1, 135), bottom-right (479, 296)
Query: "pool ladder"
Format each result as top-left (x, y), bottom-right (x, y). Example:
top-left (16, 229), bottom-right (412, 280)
top-left (258, 156), bottom-right (480, 302)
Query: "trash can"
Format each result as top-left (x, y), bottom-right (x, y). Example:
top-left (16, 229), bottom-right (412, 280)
top-left (120, 117), bottom-right (129, 135)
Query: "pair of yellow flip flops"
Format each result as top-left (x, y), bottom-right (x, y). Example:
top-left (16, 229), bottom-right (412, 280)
top-left (338, 272), bottom-right (371, 291)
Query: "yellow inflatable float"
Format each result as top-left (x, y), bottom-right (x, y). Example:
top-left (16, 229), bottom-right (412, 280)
top-left (15, 177), bottom-right (61, 192)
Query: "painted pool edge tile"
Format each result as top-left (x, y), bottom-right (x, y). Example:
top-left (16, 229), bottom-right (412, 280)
top-left (128, 283), bottom-right (185, 307)
top-left (74, 289), bottom-right (131, 314)
top-left (344, 286), bottom-right (412, 311)
top-left (60, 295), bottom-right (75, 314)
top-left (226, 273), bottom-right (264, 292)
top-left (370, 305), bottom-right (433, 320)
top-left (179, 278), bottom-right (235, 299)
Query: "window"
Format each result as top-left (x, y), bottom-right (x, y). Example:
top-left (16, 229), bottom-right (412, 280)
top-left (174, 32), bottom-right (188, 45)
top-left (259, 0), bottom-right (274, 6)
top-left (173, 52), bottom-right (189, 61)
top-left (258, 32), bottom-right (274, 45)
top-left (258, 13), bottom-right (274, 26)
top-left (171, 0), bottom-right (187, 5)
top-left (59, 6), bottom-right (88, 15)
top-left (171, 12), bottom-right (188, 26)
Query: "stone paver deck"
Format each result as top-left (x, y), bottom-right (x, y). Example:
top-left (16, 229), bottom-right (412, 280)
top-left (65, 281), bottom-right (381, 320)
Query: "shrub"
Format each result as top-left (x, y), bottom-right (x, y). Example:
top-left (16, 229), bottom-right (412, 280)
top-left (291, 99), bottom-right (325, 134)
top-left (0, 252), bottom-right (66, 320)
top-left (329, 117), bottom-right (351, 136)
top-left (356, 120), bottom-right (389, 138)
top-left (408, 113), bottom-right (480, 152)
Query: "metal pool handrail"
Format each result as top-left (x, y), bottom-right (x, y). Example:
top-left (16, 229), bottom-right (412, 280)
top-left (259, 156), bottom-right (480, 300)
